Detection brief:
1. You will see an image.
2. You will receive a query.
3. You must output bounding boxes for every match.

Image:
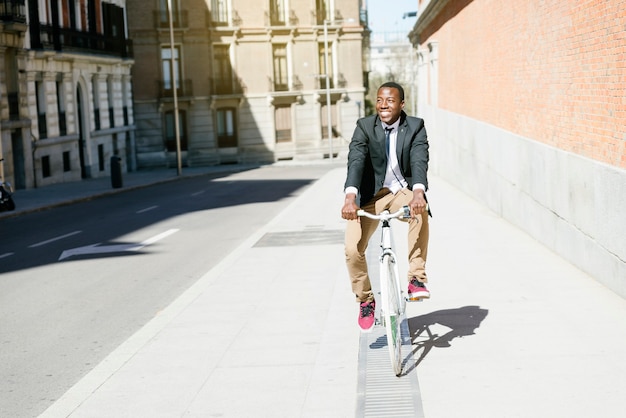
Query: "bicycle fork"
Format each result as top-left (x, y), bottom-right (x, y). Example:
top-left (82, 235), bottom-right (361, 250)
top-left (376, 220), bottom-right (406, 327)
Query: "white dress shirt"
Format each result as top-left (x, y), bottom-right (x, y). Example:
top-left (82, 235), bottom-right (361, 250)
top-left (381, 120), bottom-right (407, 194)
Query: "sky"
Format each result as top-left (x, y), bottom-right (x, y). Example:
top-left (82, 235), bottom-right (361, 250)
top-left (365, 0), bottom-right (418, 36)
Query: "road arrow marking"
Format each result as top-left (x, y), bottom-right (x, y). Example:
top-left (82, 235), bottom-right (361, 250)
top-left (59, 228), bottom-right (179, 261)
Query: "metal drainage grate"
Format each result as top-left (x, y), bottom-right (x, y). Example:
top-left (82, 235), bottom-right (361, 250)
top-left (356, 319), bottom-right (424, 417)
top-left (253, 229), bottom-right (344, 247)
top-left (356, 228), bottom-right (424, 417)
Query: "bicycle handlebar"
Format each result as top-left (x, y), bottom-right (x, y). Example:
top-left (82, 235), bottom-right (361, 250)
top-left (357, 205), bottom-right (411, 221)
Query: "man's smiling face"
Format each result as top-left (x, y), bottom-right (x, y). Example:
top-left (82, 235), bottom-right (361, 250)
top-left (376, 87), bottom-right (404, 125)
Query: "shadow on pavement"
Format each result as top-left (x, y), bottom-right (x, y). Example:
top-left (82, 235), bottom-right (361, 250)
top-left (406, 305), bottom-right (489, 369)
top-left (0, 174), bottom-right (315, 274)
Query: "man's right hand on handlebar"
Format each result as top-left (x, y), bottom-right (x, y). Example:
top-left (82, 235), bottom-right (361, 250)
top-left (341, 193), bottom-right (360, 221)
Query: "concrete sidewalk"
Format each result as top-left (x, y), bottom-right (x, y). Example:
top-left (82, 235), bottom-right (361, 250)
top-left (39, 164), bottom-right (359, 418)
top-left (408, 177), bottom-right (626, 418)
top-left (7, 163), bottom-right (626, 417)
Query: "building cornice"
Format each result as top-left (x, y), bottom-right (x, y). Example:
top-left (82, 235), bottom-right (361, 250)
top-left (408, 0), bottom-right (451, 45)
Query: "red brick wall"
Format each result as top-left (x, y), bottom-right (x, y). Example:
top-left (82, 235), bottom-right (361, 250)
top-left (419, 0), bottom-right (626, 168)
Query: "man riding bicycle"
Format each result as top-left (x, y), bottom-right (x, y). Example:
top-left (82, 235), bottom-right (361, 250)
top-left (341, 81), bottom-right (431, 332)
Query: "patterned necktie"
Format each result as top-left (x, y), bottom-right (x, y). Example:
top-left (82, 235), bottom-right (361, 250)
top-left (385, 127), bottom-right (393, 157)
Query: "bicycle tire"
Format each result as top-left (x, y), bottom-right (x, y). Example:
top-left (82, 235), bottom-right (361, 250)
top-left (382, 254), bottom-right (403, 376)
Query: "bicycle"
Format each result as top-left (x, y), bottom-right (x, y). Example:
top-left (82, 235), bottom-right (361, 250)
top-left (357, 205), bottom-right (411, 376)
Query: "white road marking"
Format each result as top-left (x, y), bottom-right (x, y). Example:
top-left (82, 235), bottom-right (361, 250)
top-left (29, 231), bottom-right (82, 248)
top-left (58, 229), bottom-right (180, 261)
top-left (136, 205), bottom-right (158, 214)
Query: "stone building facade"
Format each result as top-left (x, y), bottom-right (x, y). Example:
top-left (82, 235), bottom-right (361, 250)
top-left (126, 0), bottom-right (369, 168)
top-left (410, 0), bottom-right (626, 296)
top-left (0, 1), bottom-right (28, 188)
top-left (0, 0), bottom-right (135, 190)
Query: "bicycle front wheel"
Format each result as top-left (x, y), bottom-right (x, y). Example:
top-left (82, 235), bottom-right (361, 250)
top-left (382, 254), bottom-right (403, 376)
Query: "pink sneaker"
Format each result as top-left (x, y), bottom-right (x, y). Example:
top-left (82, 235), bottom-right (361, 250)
top-left (408, 278), bottom-right (430, 301)
top-left (358, 301), bottom-right (376, 332)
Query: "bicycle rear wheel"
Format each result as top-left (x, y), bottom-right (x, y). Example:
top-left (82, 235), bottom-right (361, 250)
top-left (382, 254), bottom-right (403, 376)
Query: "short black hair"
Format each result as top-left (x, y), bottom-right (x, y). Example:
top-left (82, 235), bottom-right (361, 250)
top-left (378, 82), bottom-right (405, 101)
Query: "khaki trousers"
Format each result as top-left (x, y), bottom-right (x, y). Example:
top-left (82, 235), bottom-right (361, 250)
top-left (345, 188), bottom-right (429, 303)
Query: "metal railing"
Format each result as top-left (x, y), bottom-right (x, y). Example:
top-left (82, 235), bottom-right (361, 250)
top-left (34, 25), bottom-right (133, 58)
top-left (210, 77), bottom-right (245, 95)
top-left (157, 79), bottom-right (193, 98)
top-left (269, 76), bottom-right (303, 92)
top-left (0, 0), bottom-right (25, 23)
top-left (154, 10), bottom-right (188, 29)
top-left (207, 9), bottom-right (242, 27)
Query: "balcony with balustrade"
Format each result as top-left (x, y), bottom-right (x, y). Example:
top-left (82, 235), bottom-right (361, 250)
top-left (31, 25), bottom-right (133, 58)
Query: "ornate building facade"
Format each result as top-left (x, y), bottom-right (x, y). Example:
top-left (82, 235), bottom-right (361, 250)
top-left (127, 0), bottom-right (369, 167)
top-left (0, 0), bottom-right (134, 189)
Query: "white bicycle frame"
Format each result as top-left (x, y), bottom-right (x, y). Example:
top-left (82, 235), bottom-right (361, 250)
top-left (358, 205), bottom-right (410, 376)
top-left (357, 206), bottom-right (410, 320)
top-left (377, 211), bottom-right (407, 322)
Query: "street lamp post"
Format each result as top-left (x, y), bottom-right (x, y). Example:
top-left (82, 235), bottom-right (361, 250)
top-left (322, 18), bottom-right (354, 161)
top-left (167, 0), bottom-right (182, 176)
top-left (323, 19), bottom-right (333, 161)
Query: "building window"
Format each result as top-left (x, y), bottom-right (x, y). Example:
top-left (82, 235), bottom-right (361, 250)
top-left (211, 0), bottom-right (228, 25)
top-left (269, 0), bottom-right (286, 26)
top-left (42, 155), bottom-right (51, 178)
top-left (161, 46), bottom-right (181, 93)
top-left (275, 105), bottom-right (292, 143)
top-left (122, 76), bottom-right (130, 125)
top-left (216, 108), bottom-right (237, 148)
top-left (36, 80), bottom-right (47, 138)
top-left (158, 0), bottom-right (181, 26)
top-left (319, 42), bottom-right (334, 89)
top-left (164, 110), bottom-right (188, 152)
top-left (5, 49), bottom-right (19, 120)
top-left (98, 144), bottom-right (105, 171)
top-left (321, 103), bottom-right (338, 139)
top-left (213, 45), bottom-right (233, 94)
top-left (107, 76), bottom-right (115, 128)
top-left (63, 151), bottom-right (71, 172)
top-left (272, 44), bottom-right (288, 91)
top-left (56, 80), bottom-right (67, 136)
top-left (37, 0), bottom-right (50, 23)
top-left (316, 0), bottom-right (330, 24)
top-left (92, 77), bottom-right (101, 130)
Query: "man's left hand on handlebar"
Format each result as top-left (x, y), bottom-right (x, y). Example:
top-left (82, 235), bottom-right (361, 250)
top-left (408, 189), bottom-right (427, 218)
